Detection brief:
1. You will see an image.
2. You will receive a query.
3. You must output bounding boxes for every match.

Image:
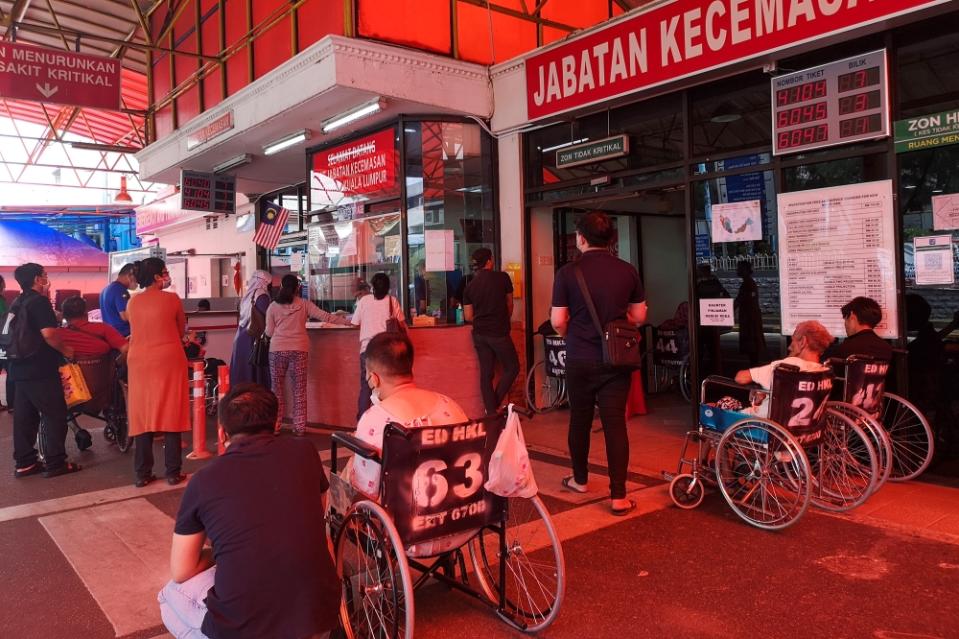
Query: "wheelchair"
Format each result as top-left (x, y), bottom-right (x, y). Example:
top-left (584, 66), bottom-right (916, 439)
top-left (666, 365), bottom-right (879, 530)
top-left (67, 354), bottom-right (130, 453)
top-left (328, 412), bottom-right (565, 638)
top-left (642, 323), bottom-right (692, 402)
top-left (525, 326), bottom-right (568, 413)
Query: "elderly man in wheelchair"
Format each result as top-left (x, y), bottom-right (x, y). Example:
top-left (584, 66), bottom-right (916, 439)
top-left (57, 296), bottom-right (130, 452)
top-left (668, 320), bottom-right (881, 530)
top-left (328, 332), bottom-right (565, 638)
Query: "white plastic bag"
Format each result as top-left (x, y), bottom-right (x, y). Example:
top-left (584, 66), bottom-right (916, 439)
top-left (485, 405), bottom-right (538, 498)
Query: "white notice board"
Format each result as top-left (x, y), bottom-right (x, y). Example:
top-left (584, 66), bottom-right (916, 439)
top-left (777, 180), bottom-right (898, 338)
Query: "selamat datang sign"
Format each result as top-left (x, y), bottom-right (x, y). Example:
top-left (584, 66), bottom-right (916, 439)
top-left (0, 42), bottom-right (121, 111)
top-left (525, 0), bottom-right (950, 121)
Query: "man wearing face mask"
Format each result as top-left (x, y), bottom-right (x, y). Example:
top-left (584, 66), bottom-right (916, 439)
top-left (6, 263), bottom-right (80, 478)
top-left (349, 332), bottom-right (468, 497)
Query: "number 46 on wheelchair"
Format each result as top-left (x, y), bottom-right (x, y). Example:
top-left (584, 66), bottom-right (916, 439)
top-left (328, 411), bottom-right (566, 639)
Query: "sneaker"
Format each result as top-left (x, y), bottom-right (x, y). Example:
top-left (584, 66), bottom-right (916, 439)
top-left (44, 462), bottom-right (82, 478)
top-left (135, 474), bottom-right (157, 488)
top-left (14, 462), bottom-right (45, 479)
top-left (166, 473), bottom-right (187, 486)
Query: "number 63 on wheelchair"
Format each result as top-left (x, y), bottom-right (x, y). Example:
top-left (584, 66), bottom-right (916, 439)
top-left (327, 411), bottom-right (566, 639)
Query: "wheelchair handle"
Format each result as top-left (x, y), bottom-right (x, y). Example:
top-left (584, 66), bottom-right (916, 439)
top-left (331, 432), bottom-right (381, 464)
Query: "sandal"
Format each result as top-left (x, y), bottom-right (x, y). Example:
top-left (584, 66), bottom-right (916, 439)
top-left (44, 462), bottom-right (82, 478)
top-left (14, 462), bottom-right (45, 479)
top-left (611, 499), bottom-right (637, 517)
top-left (561, 475), bottom-right (588, 494)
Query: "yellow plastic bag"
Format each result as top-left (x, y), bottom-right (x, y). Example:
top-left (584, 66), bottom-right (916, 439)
top-left (60, 362), bottom-right (92, 408)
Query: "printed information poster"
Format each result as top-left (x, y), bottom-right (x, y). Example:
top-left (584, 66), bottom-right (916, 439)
top-left (425, 229), bottom-right (455, 271)
top-left (710, 200), bottom-right (762, 243)
top-left (778, 180), bottom-right (898, 338)
top-left (932, 194), bottom-right (959, 231)
top-left (699, 299), bottom-right (734, 326)
top-left (914, 235), bottom-right (955, 285)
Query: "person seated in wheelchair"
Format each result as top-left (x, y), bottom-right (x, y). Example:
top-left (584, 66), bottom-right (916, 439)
top-left (350, 332), bottom-right (469, 497)
top-left (57, 296), bottom-right (128, 360)
top-left (720, 320), bottom-right (832, 418)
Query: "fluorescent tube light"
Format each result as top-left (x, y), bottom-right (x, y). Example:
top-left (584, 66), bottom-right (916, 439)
top-left (263, 130), bottom-right (312, 156)
top-left (321, 98), bottom-right (385, 133)
top-left (213, 153), bottom-right (253, 174)
top-left (70, 142), bottom-right (141, 154)
top-left (542, 138), bottom-right (588, 153)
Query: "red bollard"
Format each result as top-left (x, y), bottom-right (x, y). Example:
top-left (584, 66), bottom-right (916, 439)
top-left (216, 365), bottom-right (230, 455)
top-left (186, 361), bottom-right (213, 460)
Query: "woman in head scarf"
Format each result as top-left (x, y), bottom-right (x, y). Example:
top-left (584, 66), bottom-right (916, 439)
top-left (230, 269), bottom-right (272, 387)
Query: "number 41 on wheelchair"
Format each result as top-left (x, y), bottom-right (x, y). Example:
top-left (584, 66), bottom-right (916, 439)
top-left (328, 411), bottom-right (566, 639)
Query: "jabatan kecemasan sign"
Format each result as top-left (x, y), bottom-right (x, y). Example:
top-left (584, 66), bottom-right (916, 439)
top-left (526, 0), bottom-right (948, 120)
top-left (0, 41), bottom-right (121, 110)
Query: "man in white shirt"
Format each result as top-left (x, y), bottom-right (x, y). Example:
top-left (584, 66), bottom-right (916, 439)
top-left (733, 320), bottom-right (832, 417)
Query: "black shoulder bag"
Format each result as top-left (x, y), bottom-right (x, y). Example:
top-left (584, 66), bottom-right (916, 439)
top-left (573, 264), bottom-right (643, 368)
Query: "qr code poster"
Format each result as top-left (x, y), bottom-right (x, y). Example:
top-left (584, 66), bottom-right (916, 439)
top-left (914, 235), bottom-right (955, 286)
top-left (710, 200), bottom-right (762, 243)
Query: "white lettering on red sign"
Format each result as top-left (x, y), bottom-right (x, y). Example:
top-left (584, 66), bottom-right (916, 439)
top-left (526, 0), bottom-right (947, 120)
top-left (312, 128), bottom-right (396, 196)
top-left (0, 42), bottom-right (121, 110)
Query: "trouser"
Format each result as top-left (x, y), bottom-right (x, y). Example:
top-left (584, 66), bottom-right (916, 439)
top-left (13, 375), bottom-right (68, 471)
top-left (134, 432), bottom-right (182, 480)
top-left (472, 333), bottom-right (520, 415)
top-left (357, 352), bottom-right (372, 421)
top-left (270, 350), bottom-right (308, 432)
top-left (158, 567), bottom-right (215, 639)
top-left (0, 361), bottom-right (14, 408)
top-left (565, 359), bottom-right (632, 500)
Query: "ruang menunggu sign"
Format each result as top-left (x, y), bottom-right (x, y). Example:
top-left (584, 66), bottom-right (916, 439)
top-left (525, 0), bottom-right (950, 121)
top-left (894, 109), bottom-right (959, 153)
top-left (555, 135), bottom-right (629, 168)
top-left (0, 41), bottom-right (121, 110)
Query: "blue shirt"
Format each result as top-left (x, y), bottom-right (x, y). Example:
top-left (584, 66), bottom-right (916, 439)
top-left (99, 281), bottom-right (130, 336)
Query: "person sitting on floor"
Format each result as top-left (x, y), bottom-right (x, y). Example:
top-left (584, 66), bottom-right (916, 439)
top-left (350, 331), bottom-right (468, 497)
top-left (159, 383), bottom-right (340, 639)
top-left (57, 296), bottom-right (128, 360)
top-left (730, 320), bottom-right (832, 417)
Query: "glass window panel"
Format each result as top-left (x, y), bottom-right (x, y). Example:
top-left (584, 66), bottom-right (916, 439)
top-left (690, 73), bottom-right (771, 158)
top-left (897, 24), bottom-right (959, 118)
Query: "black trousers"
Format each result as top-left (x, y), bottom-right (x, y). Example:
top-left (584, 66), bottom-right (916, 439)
top-left (13, 375), bottom-right (68, 471)
top-left (134, 432), bottom-right (182, 480)
top-left (472, 333), bottom-right (520, 415)
top-left (566, 359), bottom-right (632, 500)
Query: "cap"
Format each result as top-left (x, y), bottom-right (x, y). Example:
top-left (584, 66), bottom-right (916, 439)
top-left (470, 248), bottom-right (493, 271)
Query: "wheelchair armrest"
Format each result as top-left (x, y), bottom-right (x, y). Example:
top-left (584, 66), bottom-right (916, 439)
top-left (825, 357), bottom-right (846, 368)
top-left (331, 432), bottom-right (381, 464)
top-left (702, 375), bottom-right (758, 393)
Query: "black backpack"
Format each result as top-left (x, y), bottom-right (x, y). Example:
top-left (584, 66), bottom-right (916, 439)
top-left (0, 295), bottom-right (44, 360)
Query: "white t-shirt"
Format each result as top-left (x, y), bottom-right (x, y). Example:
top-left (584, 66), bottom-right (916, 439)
top-left (351, 294), bottom-right (404, 353)
top-left (746, 356), bottom-right (828, 417)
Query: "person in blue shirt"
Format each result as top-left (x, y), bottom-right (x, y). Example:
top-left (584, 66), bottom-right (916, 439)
top-left (99, 263), bottom-right (138, 337)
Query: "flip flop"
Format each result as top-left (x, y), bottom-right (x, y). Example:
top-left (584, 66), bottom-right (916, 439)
top-left (611, 499), bottom-right (637, 517)
top-left (43, 462), bottom-right (82, 479)
top-left (561, 475), bottom-right (588, 494)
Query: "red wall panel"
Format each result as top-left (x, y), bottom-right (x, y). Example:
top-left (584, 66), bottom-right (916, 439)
top-left (200, 0), bottom-right (223, 110)
top-left (224, 0), bottom-right (249, 97)
top-left (155, 104), bottom-right (175, 139)
top-left (174, 31), bottom-right (201, 124)
top-left (357, 0), bottom-right (451, 55)
top-left (297, 0), bottom-right (344, 51)
top-left (542, 26), bottom-right (572, 46)
top-left (542, 0), bottom-right (610, 29)
top-left (252, 0), bottom-right (291, 80)
top-left (456, 2), bottom-right (536, 65)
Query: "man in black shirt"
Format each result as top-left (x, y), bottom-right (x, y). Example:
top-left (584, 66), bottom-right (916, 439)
top-left (7, 263), bottom-right (79, 478)
top-left (463, 248), bottom-right (520, 414)
top-left (550, 213), bottom-right (647, 516)
top-left (160, 383), bottom-right (339, 639)
top-left (833, 297), bottom-right (893, 362)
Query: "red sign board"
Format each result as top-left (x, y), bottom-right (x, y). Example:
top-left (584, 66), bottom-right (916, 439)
top-left (525, 0), bottom-right (949, 121)
top-left (187, 112), bottom-right (234, 150)
top-left (312, 128), bottom-right (397, 196)
top-left (0, 42), bottom-right (121, 111)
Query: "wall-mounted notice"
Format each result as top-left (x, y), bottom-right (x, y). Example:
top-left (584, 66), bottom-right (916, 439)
top-left (932, 194), bottom-right (959, 231)
top-left (914, 235), bottom-right (955, 285)
top-left (425, 229), bottom-right (454, 271)
top-left (710, 200), bottom-right (762, 243)
top-left (778, 180), bottom-right (898, 339)
top-left (699, 299), bottom-right (734, 327)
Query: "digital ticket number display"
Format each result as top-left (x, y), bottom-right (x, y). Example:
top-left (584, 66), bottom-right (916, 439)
top-left (772, 50), bottom-right (889, 156)
top-left (179, 170), bottom-right (236, 215)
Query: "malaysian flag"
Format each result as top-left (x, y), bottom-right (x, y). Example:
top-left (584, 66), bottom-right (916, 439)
top-left (253, 201), bottom-right (289, 250)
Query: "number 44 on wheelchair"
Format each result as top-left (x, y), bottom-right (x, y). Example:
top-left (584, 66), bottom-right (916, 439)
top-left (328, 410), bottom-right (565, 639)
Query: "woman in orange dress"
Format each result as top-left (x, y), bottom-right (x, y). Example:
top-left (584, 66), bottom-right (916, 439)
top-left (126, 258), bottom-right (190, 487)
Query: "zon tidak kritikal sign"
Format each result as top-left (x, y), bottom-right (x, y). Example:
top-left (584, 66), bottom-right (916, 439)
top-left (525, 0), bottom-right (950, 121)
top-left (0, 41), bottom-right (121, 111)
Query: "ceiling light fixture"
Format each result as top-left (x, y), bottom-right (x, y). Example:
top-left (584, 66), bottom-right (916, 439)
top-left (263, 129), bottom-right (312, 156)
top-left (321, 98), bottom-right (386, 134)
top-left (542, 138), bottom-right (588, 153)
top-left (114, 175), bottom-right (134, 204)
top-left (213, 153), bottom-right (253, 174)
top-left (71, 141), bottom-right (141, 154)
top-left (709, 101), bottom-right (742, 123)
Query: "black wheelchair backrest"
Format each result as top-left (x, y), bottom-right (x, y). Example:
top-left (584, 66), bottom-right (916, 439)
top-left (380, 413), bottom-right (507, 547)
top-left (74, 355), bottom-right (116, 415)
top-left (653, 325), bottom-right (689, 367)
top-left (768, 365), bottom-right (834, 445)
top-left (842, 356), bottom-right (889, 418)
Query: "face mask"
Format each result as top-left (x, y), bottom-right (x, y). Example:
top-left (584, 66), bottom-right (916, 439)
top-left (161, 275), bottom-right (173, 290)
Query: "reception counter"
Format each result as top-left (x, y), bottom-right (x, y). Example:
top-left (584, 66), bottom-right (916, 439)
top-left (300, 324), bottom-right (484, 429)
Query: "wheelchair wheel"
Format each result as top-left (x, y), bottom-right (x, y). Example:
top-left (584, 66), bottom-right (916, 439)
top-left (335, 500), bottom-right (413, 639)
top-left (678, 361), bottom-right (692, 403)
top-left (669, 473), bottom-right (705, 509)
top-left (714, 418), bottom-right (811, 531)
top-left (807, 408), bottom-right (878, 512)
top-left (468, 495), bottom-right (565, 632)
top-left (827, 401), bottom-right (893, 493)
top-left (525, 361), bottom-right (565, 414)
top-left (881, 393), bottom-right (934, 481)
top-left (109, 381), bottom-right (131, 454)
